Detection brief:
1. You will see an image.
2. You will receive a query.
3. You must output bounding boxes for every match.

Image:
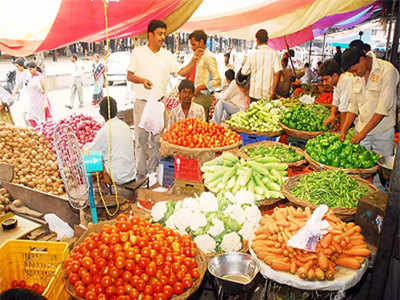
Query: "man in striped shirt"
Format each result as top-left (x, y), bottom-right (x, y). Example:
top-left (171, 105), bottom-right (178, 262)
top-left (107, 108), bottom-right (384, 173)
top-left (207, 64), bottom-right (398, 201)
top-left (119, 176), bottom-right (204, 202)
top-left (241, 29), bottom-right (282, 102)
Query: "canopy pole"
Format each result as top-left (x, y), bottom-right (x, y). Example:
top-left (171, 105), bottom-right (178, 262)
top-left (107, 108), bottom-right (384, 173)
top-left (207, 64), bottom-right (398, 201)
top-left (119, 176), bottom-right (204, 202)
top-left (322, 33), bottom-right (326, 61)
top-left (385, 0), bottom-right (396, 60)
top-left (284, 36), bottom-right (296, 76)
top-left (390, 0), bottom-right (400, 68)
top-left (308, 40), bottom-right (312, 65)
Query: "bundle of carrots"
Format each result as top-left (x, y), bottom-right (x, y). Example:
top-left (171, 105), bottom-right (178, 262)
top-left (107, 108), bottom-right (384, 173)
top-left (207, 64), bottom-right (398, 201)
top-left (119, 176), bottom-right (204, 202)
top-left (252, 206), bottom-right (370, 281)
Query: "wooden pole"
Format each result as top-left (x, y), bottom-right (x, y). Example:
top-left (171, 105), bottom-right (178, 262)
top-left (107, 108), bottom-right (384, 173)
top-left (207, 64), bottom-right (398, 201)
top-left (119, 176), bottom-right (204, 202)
top-left (385, 0), bottom-right (396, 60)
top-left (390, 0), bottom-right (400, 69)
top-left (308, 40), bottom-right (312, 65)
top-left (284, 36), bottom-right (296, 76)
top-left (322, 33), bottom-right (326, 61)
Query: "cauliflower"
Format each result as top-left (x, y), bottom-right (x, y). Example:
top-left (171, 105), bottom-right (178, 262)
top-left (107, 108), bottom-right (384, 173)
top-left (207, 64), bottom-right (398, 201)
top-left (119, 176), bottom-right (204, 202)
top-left (189, 212), bottom-right (207, 231)
top-left (199, 192), bottom-right (218, 212)
top-left (171, 208), bottom-right (192, 233)
top-left (165, 215), bottom-right (177, 231)
top-left (182, 197), bottom-right (200, 210)
top-left (225, 204), bottom-right (246, 225)
top-left (194, 234), bottom-right (216, 254)
top-left (220, 232), bottom-right (242, 252)
top-left (243, 205), bottom-right (262, 226)
top-left (208, 218), bottom-right (225, 237)
top-left (239, 221), bottom-right (255, 240)
top-left (234, 190), bottom-right (255, 206)
top-left (224, 192), bottom-right (235, 203)
top-left (151, 202), bottom-right (167, 222)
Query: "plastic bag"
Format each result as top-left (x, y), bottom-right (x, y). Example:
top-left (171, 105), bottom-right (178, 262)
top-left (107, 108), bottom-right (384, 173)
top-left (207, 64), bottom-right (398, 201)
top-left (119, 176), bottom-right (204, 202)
top-left (44, 213), bottom-right (74, 240)
top-left (139, 89), bottom-right (165, 135)
top-left (287, 205), bottom-right (330, 252)
top-left (299, 94), bottom-right (315, 105)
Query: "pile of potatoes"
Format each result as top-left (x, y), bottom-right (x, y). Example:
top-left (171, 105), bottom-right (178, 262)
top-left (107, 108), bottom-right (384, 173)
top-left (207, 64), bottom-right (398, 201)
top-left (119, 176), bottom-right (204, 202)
top-left (0, 122), bottom-right (65, 195)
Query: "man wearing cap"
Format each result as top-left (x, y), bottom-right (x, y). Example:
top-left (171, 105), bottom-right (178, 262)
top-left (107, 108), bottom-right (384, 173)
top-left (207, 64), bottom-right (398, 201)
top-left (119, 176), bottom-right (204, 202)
top-left (339, 46), bottom-right (399, 158)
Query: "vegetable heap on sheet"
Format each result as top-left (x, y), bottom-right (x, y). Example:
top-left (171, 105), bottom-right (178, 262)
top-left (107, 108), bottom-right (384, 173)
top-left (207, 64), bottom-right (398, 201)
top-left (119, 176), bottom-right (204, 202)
top-left (151, 191), bottom-right (261, 254)
top-left (226, 99), bottom-right (290, 133)
top-left (292, 170), bottom-right (370, 209)
top-left (252, 207), bottom-right (371, 281)
top-left (243, 144), bottom-right (304, 164)
top-left (201, 152), bottom-right (287, 202)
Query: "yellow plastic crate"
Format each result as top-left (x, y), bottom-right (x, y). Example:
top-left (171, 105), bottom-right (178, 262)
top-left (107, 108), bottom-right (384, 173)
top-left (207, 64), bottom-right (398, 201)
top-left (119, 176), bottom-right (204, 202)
top-left (0, 240), bottom-right (70, 300)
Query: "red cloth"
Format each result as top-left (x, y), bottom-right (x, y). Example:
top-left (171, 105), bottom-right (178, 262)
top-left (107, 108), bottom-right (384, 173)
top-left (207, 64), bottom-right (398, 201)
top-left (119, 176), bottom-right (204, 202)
top-left (186, 63), bottom-right (196, 82)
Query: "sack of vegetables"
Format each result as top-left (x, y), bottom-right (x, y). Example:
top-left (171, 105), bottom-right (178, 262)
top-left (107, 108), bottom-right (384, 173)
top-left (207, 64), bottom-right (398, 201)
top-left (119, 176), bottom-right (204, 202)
top-left (305, 133), bottom-right (380, 175)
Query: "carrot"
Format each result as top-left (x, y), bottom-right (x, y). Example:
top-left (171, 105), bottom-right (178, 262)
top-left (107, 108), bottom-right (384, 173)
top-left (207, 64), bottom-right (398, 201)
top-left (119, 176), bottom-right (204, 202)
top-left (253, 234), bottom-right (270, 241)
top-left (325, 214), bottom-right (341, 224)
top-left (307, 268), bottom-right (315, 281)
top-left (297, 267), bottom-right (307, 279)
top-left (326, 270), bottom-right (335, 280)
top-left (271, 260), bottom-right (290, 272)
top-left (344, 227), bottom-right (358, 237)
top-left (343, 248), bottom-right (371, 257)
top-left (320, 233), bottom-right (332, 248)
top-left (315, 267), bottom-right (325, 281)
top-left (330, 229), bottom-right (344, 236)
top-left (261, 247), bottom-right (283, 255)
top-left (305, 207), bottom-right (312, 218)
top-left (332, 241), bottom-right (343, 253)
top-left (303, 260), bottom-right (315, 273)
top-left (335, 257), bottom-right (361, 270)
top-left (350, 234), bottom-right (364, 241)
top-left (318, 254), bottom-right (329, 271)
top-left (290, 261), bottom-right (297, 274)
top-left (323, 248), bottom-right (333, 256)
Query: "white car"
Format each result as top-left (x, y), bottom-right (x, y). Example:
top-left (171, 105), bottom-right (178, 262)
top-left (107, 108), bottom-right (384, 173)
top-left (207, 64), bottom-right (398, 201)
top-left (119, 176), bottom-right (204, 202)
top-left (106, 51), bottom-right (130, 85)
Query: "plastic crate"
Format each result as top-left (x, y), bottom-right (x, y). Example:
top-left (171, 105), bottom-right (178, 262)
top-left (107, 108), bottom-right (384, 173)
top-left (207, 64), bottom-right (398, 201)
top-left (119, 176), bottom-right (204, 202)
top-left (239, 133), bottom-right (278, 146)
top-left (174, 156), bottom-right (203, 182)
top-left (173, 179), bottom-right (205, 196)
top-left (0, 240), bottom-right (70, 300)
top-left (158, 157), bottom-right (175, 188)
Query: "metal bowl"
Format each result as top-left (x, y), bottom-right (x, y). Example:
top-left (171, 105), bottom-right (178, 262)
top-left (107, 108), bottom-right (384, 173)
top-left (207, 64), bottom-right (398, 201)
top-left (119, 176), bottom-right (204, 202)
top-left (378, 156), bottom-right (394, 186)
top-left (208, 253), bottom-right (260, 296)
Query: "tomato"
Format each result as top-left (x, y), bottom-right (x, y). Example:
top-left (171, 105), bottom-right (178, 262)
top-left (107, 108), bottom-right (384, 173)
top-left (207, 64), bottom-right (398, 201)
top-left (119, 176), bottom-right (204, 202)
top-left (89, 264), bottom-right (99, 275)
top-left (125, 259), bottom-right (135, 271)
top-left (155, 255), bottom-right (164, 267)
top-left (11, 280), bottom-right (19, 288)
top-left (138, 257), bottom-right (149, 269)
top-left (191, 268), bottom-right (200, 279)
top-left (137, 238), bottom-right (148, 248)
top-left (85, 291), bottom-right (96, 300)
top-left (152, 241), bottom-right (161, 251)
top-left (167, 273), bottom-right (177, 285)
top-left (64, 264), bottom-right (73, 276)
top-left (98, 293), bottom-right (107, 300)
top-left (136, 279), bottom-right (145, 292)
top-left (89, 232), bottom-right (100, 242)
top-left (133, 265), bottom-right (143, 276)
top-left (152, 281), bottom-right (163, 294)
top-left (144, 284), bottom-right (153, 295)
top-left (172, 262), bottom-right (180, 273)
top-left (118, 221), bottom-right (131, 232)
top-left (110, 267), bottom-right (120, 279)
top-left (110, 233), bottom-right (119, 245)
top-left (173, 282), bottom-right (184, 295)
top-left (101, 233), bottom-right (111, 245)
top-left (141, 247), bottom-right (151, 257)
top-left (68, 273), bottom-right (80, 286)
top-left (116, 285), bottom-right (125, 296)
top-left (159, 275), bottom-right (168, 286)
top-left (113, 243), bottom-right (123, 253)
top-left (140, 273), bottom-right (149, 283)
top-left (183, 276), bottom-right (193, 289)
top-left (70, 260), bottom-right (80, 273)
top-left (145, 262), bottom-right (156, 276)
top-left (105, 286), bottom-right (116, 296)
top-left (128, 287), bottom-right (139, 299)
top-left (162, 265), bottom-right (171, 277)
top-left (130, 275), bottom-right (140, 287)
top-left (86, 284), bottom-right (96, 293)
top-left (117, 214), bottom-right (128, 222)
top-left (95, 257), bottom-right (107, 268)
top-left (82, 256), bottom-right (93, 269)
top-left (79, 268), bottom-right (89, 278)
top-left (122, 270), bottom-right (132, 282)
top-left (75, 284), bottom-right (86, 298)
top-left (154, 293), bottom-right (167, 300)
top-left (86, 240), bottom-right (96, 251)
top-left (143, 295), bottom-right (153, 300)
top-left (91, 248), bottom-right (100, 259)
top-left (115, 257), bottom-right (126, 269)
top-left (81, 272), bottom-right (92, 285)
top-left (176, 270), bottom-right (186, 281)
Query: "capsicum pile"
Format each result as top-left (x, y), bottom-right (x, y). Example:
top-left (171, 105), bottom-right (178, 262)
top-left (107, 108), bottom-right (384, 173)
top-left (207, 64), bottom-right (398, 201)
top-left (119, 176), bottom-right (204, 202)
top-left (280, 104), bottom-right (330, 132)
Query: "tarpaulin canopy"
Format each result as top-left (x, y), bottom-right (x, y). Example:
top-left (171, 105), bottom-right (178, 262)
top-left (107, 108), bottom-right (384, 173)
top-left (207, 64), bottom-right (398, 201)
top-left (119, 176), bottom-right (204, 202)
top-left (180, 0), bottom-right (377, 50)
top-left (0, 0), bottom-right (202, 56)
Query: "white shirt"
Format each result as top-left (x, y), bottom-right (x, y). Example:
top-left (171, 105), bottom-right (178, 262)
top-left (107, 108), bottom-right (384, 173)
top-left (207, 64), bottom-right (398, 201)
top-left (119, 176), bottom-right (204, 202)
top-left (128, 45), bottom-right (179, 100)
top-left (241, 45), bottom-right (282, 99)
top-left (348, 55), bottom-right (399, 135)
top-left (219, 80), bottom-right (249, 111)
top-left (15, 69), bottom-right (31, 93)
top-left (300, 67), bottom-right (314, 85)
top-left (332, 72), bottom-right (353, 113)
top-left (72, 61), bottom-right (84, 79)
top-left (85, 118), bottom-right (136, 184)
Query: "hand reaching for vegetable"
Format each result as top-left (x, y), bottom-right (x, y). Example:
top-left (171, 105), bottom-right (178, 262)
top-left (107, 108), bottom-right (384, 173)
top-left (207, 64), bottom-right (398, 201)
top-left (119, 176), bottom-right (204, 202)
top-left (350, 132), bottom-right (366, 144)
top-left (323, 115), bottom-right (337, 128)
top-left (143, 79), bottom-right (153, 89)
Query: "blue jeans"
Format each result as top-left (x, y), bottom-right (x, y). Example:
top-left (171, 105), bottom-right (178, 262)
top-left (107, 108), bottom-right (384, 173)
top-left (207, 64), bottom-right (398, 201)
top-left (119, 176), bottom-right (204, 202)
top-left (211, 101), bottom-right (240, 123)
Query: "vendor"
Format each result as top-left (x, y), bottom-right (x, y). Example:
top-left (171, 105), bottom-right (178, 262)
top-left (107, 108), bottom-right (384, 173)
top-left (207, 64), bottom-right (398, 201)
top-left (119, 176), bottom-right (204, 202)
top-left (319, 59), bottom-right (353, 130)
top-left (211, 69), bottom-right (249, 123)
top-left (84, 96), bottom-right (136, 185)
top-left (339, 47), bottom-right (399, 157)
top-left (168, 79), bottom-right (205, 128)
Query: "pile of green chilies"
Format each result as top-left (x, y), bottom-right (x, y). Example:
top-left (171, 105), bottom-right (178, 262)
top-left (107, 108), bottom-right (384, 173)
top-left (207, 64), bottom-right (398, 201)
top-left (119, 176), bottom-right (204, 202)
top-left (292, 170), bottom-right (369, 209)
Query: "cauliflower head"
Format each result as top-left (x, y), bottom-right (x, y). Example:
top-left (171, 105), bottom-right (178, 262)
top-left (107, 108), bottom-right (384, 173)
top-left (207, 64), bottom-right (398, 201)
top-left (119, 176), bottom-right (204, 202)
top-left (194, 234), bottom-right (216, 254)
top-left (199, 192), bottom-right (218, 212)
top-left (207, 218), bottom-right (225, 237)
top-left (182, 197), bottom-right (200, 210)
top-left (234, 190), bottom-right (255, 206)
top-left (220, 232), bottom-right (242, 252)
top-left (225, 204), bottom-right (246, 225)
top-left (189, 212), bottom-right (207, 231)
top-left (151, 202), bottom-right (167, 222)
top-left (243, 205), bottom-right (262, 225)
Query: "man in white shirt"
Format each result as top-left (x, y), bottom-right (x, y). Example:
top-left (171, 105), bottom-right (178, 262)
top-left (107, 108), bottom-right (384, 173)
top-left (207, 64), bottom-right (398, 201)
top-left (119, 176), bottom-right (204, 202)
top-left (241, 29), bottom-right (282, 102)
top-left (319, 59), bottom-right (353, 130)
top-left (127, 20), bottom-right (201, 180)
top-left (85, 96), bottom-right (136, 184)
top-left (300, 63), bottom-right (314, 85)
top-left (212, 69), bottom-right (249, 123)
top-left (66, 55), bottom-right (84, 109)
top-left (339, 47), bottom-right (399, 157)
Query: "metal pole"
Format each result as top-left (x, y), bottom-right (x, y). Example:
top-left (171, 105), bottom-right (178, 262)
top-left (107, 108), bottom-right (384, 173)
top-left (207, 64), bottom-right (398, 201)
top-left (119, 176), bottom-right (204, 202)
top-left (385, 0), bottom-right (396, 60)
top-left (308, 40), bottom-right (312, 65)
top-left (284, 36), bottom-right (296, 76)
top-left (390, 0), bottom-right (400, 69)
top-left (322, 33), bottom-right (326, 61)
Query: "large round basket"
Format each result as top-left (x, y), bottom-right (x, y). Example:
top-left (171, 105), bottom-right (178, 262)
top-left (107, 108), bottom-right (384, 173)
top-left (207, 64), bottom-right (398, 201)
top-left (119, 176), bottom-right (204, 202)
top-left (64, 220), bottom-right (207, 300)
top-left (240, 140), bottom-right (306, 167)
top-left (280, 122), bottom-right (327, 140)
top-left (304, 151), bottom-right (380, 176)
top-left (282, 174), bottom-right (378, 221)
top-left (228, 125), bottom-right (283, 138)
top-left (161, 139), bottom-right (241, 154)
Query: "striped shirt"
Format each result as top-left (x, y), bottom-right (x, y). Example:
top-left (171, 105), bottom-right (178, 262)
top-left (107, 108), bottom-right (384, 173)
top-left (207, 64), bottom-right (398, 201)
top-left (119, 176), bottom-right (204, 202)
top-left (242, 45), bottom-right (282, 99)
top-left (194, 49), bottom-right (221, 93)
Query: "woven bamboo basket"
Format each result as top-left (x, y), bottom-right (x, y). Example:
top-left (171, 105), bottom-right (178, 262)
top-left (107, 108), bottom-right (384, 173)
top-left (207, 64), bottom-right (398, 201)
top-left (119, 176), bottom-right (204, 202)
top-left (282, 174), bottom-right (378, 220)
top-left (304, 151), bottom-right (380, 176)
top-left (64, 220), bottom-right (207, 300)
top-left (228, 125), bottom-right (283, 137)
top-left (161, 139), bottom-right (241, 154)
top-left (240, 140), bottom-right (306, 167)
top-left (280, 122), bottom-right (327, 140)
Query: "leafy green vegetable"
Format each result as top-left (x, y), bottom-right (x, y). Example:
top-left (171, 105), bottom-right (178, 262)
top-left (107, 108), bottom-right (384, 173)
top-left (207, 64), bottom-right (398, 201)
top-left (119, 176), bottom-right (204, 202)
top-left (244, 145), bottom-right (304, 163)
top-left (292, 170), bottom-right (370, 209)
